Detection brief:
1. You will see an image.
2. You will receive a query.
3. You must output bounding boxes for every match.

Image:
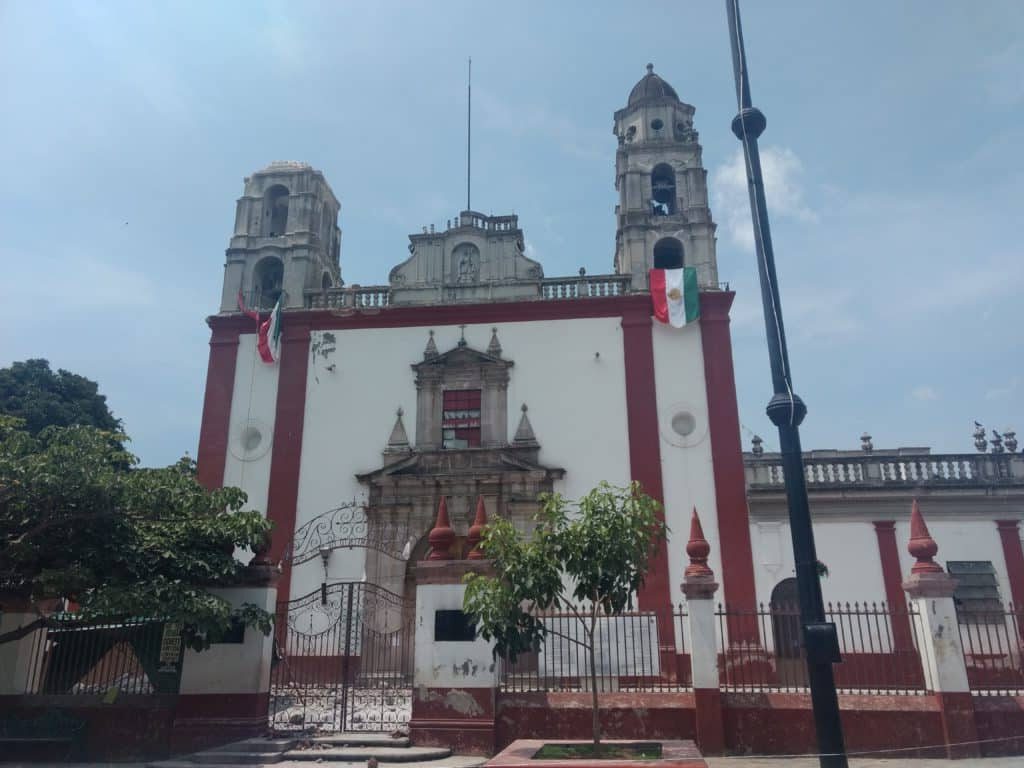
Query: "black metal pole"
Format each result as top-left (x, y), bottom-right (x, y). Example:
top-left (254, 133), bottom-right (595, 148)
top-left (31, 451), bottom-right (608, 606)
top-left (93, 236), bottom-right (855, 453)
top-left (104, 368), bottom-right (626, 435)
top-left (723, 2), bottom-right (848, 766)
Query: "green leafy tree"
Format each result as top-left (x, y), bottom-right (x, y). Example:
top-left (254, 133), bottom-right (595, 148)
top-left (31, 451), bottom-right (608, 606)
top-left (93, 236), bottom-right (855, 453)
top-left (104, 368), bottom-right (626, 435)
top-left (463, 481), bottom-right (666, 747)
top-left (0, 416), bottom-right (273, 651)
top-left (0, 359), bottom-right (121, 437)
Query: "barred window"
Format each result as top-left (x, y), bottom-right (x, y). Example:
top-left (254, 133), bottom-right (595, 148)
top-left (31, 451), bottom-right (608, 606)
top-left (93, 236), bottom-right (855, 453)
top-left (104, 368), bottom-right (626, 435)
top-left (948, 560), bottom-right (1003, 624)
top-left (442, 389), bottom-right (481, 449)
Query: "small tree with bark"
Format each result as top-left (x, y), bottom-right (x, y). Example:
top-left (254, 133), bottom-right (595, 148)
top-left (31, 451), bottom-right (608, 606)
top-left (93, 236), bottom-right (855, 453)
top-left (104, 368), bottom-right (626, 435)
top-left (463, 481), bottom-right (666, 746)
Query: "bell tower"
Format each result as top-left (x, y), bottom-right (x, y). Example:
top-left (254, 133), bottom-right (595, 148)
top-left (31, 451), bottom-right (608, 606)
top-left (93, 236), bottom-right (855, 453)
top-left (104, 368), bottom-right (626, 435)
top-left (219, 161), bottom-right (341, 312)
top-left (613, 64), bottom-right (718, 289)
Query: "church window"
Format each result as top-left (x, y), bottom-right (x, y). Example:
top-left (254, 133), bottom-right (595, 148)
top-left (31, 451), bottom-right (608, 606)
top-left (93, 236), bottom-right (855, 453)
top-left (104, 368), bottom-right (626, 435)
top-left (263, 184), bottom-right (290, 237)
top-left (651, 164), bottom-right (677, 215)
top-left (253, 257), bottom-right (284, 309)
top-left (442, 389), bottom-right (481, 448)
top-left (948, 561), bottom-right (1003, 624)
top-left (650, 118), bottom-right (664, 131)
top-left (653, 237), bottom-right (684, 269)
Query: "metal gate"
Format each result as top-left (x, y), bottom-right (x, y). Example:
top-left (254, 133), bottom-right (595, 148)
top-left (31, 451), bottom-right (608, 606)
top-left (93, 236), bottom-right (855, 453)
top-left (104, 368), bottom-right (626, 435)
top-left (269, 582), bottom-right (413, 733)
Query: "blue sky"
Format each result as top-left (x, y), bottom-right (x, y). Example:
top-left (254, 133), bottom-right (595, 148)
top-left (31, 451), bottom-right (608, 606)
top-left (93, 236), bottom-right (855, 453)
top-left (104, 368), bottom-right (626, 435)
top-left (1, 1), bottom-right (1021, 466)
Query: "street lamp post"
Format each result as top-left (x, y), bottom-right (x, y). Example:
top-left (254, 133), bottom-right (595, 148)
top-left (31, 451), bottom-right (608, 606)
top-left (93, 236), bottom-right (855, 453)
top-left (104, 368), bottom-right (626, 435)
top-left (723, 2), bottom-right (849, 766)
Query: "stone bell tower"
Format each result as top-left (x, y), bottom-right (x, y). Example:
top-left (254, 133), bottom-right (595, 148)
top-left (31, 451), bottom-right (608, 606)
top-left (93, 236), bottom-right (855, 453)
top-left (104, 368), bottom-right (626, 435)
top-left (613, 64), bottom-right (718, 289)
top-left (219, 161), bottom-right (342, 312)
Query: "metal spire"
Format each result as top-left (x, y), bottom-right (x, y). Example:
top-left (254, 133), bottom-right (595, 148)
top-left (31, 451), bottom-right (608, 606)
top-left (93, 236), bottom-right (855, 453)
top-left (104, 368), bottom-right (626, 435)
top-left (467, 57), bottom-right (472, 211)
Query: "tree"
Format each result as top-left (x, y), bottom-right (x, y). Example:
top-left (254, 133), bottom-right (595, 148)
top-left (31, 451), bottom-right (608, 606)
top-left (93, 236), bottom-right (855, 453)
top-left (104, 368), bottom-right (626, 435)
top-left (0, 416), bottom-right (273, 651)
top-left (463, 481), bottom-right (666, 747)
top-left (0, 359), bottom-right (121, 437)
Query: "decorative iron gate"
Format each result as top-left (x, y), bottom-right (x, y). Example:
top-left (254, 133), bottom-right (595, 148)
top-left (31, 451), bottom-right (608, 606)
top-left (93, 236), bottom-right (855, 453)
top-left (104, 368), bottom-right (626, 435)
top-left (269, 582), bottom-right (414, 733)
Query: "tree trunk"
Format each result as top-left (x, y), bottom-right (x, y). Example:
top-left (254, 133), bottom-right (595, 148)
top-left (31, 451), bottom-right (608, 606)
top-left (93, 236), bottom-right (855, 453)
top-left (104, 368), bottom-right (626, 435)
top-left (587, 616), bottom-right (600, 746)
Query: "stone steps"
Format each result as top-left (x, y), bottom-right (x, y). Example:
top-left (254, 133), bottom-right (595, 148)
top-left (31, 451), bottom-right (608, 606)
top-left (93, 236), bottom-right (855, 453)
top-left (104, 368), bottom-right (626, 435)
top-left (282, 745), bottom-right (451, 762)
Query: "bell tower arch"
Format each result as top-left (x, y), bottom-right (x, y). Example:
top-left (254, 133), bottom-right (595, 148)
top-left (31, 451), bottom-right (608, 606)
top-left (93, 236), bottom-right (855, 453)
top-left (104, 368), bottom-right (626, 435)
top-left (613, 64), bottom-right (718, 289)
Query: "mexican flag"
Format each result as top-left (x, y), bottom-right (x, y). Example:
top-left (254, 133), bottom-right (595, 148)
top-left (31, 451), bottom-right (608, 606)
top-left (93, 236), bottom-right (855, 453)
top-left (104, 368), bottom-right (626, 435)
top-left (256, 299), bottom-right (282, 363)
top-left (650, 267), bottom-right (699, 328)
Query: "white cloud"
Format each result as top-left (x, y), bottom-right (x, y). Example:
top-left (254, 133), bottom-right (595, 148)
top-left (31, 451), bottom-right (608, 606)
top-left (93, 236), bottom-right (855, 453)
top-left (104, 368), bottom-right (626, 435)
top-left (712, 146), bottom-right (816, 248)
top-left (911, 386), bottom-right (940, 402)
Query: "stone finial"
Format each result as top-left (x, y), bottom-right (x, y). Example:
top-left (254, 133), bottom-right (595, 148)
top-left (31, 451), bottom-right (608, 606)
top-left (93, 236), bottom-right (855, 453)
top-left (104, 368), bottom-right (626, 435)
top-left (646, 63), bottom-right (654, 74)
top-left (458, 324), bottom-right (468, 347)
top-left (860, 432), bottom-right (873, 452)
top-left (385, 407), bottom-right (409, 452)
top-left (1005, 429), bottom-right (1018, 453)
top-left (751, 434), bottom-right (763, 456)
top-left (974, 422), bottom-right (987, 453)
top-left (908, 500), bottom-right (943, 575)
top-left (427, 496), bottom-right (455, 561)
top-left (513, 403), bottom-right (538, 447)
top-left (487, 328), bottom-right (502, 358)
top-left (991, 430), bottom-right (1005, 454)
top-left (466, 495), bottom-right (488, 560)
top-left (684, 507), bottom-right (713, 578)
top-left (424, 330), bottom-right (439, 360)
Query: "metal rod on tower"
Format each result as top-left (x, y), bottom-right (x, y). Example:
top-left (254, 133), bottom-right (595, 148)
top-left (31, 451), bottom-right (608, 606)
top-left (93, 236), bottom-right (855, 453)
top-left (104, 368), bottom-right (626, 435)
top-left (722, 2), bottom-right (848, 767)
top-left (467, 56), bottom-right (472, 211)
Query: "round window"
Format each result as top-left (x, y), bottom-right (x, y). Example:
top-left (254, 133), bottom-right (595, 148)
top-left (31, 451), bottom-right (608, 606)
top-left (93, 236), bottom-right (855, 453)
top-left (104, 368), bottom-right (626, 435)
top-left (676, 122), bottom-right (687, 133)
top-left (671, 412), bottom-right (696, 437)
top-left (651, 118), bottom-right (664, 131)
top-left (242, 426), bottom-right (262, 452)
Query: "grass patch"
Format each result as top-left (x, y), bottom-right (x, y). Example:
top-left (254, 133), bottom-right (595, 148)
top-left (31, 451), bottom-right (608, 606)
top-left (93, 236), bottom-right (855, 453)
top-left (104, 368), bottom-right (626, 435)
top-left (533, 742), bottom-right (663, 760)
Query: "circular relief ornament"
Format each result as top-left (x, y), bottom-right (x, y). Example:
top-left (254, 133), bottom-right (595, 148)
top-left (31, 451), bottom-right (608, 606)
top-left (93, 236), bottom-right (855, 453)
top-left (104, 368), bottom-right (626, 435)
top-left (660, 401), bottom-right (708, 448)
top-left (230, 418), bottom-right (273, 461)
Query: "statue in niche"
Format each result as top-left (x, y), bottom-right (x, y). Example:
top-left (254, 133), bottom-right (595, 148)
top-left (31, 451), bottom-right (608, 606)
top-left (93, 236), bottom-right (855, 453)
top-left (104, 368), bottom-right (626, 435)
top-left (456, 245), bottom-right (479, 284)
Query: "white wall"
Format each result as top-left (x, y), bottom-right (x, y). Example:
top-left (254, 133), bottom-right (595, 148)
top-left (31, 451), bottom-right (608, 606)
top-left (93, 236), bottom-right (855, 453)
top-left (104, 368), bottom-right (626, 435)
top-left (222, 333), bottom-right (280, 517)
top-left (651, 321), bottom-right (721, 610)
top-left (292, 318), bottom-right (638, 601)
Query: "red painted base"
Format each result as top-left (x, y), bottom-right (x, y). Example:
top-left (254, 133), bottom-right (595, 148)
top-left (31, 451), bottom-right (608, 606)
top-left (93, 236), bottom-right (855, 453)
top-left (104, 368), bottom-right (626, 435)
top-left (410, 687), bottom-right (496, 755)
top-left (937, 691), bottom-right (980, 759)
top-left (487, 739), bottom-right (705, 768)
top-left (171, 692), bottom-right (270, 754)
top-left (692, 688), bottom-right (724, 756)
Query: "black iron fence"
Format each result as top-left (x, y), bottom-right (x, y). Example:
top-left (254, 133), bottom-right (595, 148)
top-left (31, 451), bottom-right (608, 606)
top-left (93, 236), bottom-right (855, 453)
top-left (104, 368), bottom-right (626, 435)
top-left (716, 601), bottom-right (932, 695)
top-left (958, 603), bottom-right (1024, 695)
top-left (24, 615), bottom-right (182, 695)
top-left (500, 606), bottom-right (690, 692)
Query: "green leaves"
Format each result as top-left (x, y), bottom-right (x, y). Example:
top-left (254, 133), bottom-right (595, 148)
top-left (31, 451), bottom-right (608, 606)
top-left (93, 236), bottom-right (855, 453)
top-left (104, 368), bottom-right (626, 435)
top-left (0, 423), bottom-right (273, 648)
top-left (462, 481), bottom-right (666, 662)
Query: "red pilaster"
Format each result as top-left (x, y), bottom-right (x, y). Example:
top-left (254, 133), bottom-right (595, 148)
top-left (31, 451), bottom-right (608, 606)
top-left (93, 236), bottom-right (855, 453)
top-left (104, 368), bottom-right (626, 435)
top-left (621, 306), bottom-right (672, 633)
top-left (196, 325), bottom-right (240, 491)
top-left (264, 320), bottom-right (311, 603)
top-left (996, 520), bottom-right (1024, 610)
top-left (873, 521), bottom-right (914, 651)
top-left (699, 292), bottom-right (758, 618)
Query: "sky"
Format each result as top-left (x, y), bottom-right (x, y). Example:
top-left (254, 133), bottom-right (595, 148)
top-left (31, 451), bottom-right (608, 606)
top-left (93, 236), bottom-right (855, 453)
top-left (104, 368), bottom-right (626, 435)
top-left (0, 1), bottom-right (1021, 467)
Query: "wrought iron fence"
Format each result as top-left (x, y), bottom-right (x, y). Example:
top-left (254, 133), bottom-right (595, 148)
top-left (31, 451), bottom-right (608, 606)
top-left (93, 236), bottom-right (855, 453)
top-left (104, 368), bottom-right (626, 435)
top-left (958, 603), bottom-right (1024, 695)
top-left (716, 601), bottom-right (932, 695)
top-left (24, 615), bottom-right (182, 695)
top-left (500, 606), bottom-right (690, 692)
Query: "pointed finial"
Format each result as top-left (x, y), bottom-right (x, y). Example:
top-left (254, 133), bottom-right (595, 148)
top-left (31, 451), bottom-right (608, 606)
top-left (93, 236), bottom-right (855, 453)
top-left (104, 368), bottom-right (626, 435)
top-left (467, 495), bottom-right (488, 560)
top-left (908, 500), bottom-right (942, 574)
top-left (458, 324), bottom-right (468, 347)
top-left (427, 496), bottom-right (455, 560)
top-left (646, 63), bottom-right (654, 74)
top-left (684, 507), bottom-right (713, 578)
top-left (424, 330), bottom-right (439, 359)
top-left (386, 407), bottom-right (410, 452)
top-left (513, 403), bottom-right (538, 446)
top-left (487, 327), bottom-right (502, 358)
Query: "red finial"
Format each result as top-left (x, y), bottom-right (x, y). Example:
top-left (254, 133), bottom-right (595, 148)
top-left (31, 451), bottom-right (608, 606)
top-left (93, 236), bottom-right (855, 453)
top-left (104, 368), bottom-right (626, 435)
top-left (428, 496), bottom-right (455, 560)
top-left (908, 499), bottom-right (942, 574)
top-left (467, 495), bottom-right (488, 560)
top-left (684, 507), bottom-right (713, 578)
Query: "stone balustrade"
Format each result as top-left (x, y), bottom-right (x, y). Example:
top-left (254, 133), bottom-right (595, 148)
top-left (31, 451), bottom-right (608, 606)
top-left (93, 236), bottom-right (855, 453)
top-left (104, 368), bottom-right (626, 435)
top-left (745, 451), bottom-right (1024, 490)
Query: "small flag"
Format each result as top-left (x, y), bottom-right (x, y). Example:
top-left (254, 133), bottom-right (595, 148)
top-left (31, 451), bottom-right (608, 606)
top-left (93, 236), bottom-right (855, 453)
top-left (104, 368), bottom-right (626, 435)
top-left (650, 267), bottom-right (699, 327)
top-left (257, 299), bottom-right (282, 364)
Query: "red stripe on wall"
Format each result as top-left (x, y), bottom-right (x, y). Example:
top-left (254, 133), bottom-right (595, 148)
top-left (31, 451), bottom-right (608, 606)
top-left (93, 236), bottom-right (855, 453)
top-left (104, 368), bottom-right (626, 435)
top-left (196, 325), bottom-right (240, 490)
top-left (265, 320), bottom-right (312, 602)
top-left (996, 520), bottom-right (1024, 637)
top-left (873, 520), bottom-right (914, 650)
top-left (621, 306), bottom-right (673, 632)
top-left (699, 292), bottom-right (758, 623)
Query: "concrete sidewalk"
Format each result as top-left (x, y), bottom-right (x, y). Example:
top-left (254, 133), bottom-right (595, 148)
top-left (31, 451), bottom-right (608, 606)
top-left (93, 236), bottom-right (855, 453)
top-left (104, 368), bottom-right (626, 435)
top-left (706, 758), bottom-right (1021, 767)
